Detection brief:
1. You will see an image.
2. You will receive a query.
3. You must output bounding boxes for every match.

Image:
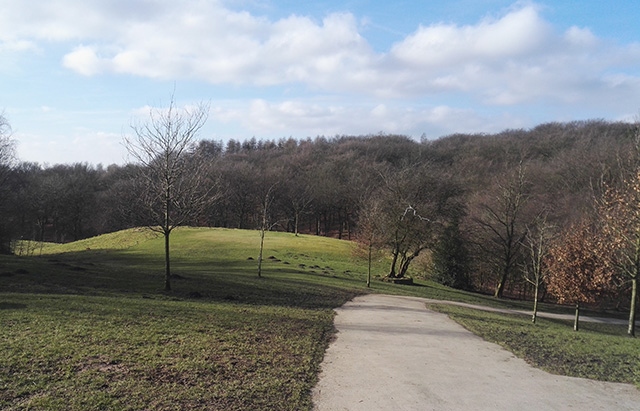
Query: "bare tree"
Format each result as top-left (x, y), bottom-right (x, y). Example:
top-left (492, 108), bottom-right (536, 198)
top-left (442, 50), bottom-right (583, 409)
top-left (0, 112), bottom-right (16, 253)
top-left (356, 195), bottom-right (387, 287)
top-left (472, 162), bottom-right (529, 298)
top-left (521, 214), bottom-right (554, 323)
top-left (257, 182), bottom-right (280, 278)
top-left (283, 165), bottom-right (315, 236)
top-left (124, 96), bottom-right (216, 291)
top-left (375, 164), bottom-right (458, 280)
top-left (378, 167), bottom-right (436, 279)
top-left (0, 112), bottom-right (15, 182)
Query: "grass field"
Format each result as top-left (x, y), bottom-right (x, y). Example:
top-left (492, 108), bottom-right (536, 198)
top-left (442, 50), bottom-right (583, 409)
top-left (1, 227), bottom-right (638, 410)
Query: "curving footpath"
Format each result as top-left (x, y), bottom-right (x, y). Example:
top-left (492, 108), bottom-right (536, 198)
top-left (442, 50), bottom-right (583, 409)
top-left (312, 294), bottom-right (640, 411)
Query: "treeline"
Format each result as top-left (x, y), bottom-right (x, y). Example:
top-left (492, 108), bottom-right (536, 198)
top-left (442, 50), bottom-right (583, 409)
top-left (1, 120), bottom-right (638, 303)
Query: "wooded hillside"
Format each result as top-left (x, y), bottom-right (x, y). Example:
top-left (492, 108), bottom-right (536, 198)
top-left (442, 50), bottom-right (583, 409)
top-left (1, 119), bottom-right (638, 305)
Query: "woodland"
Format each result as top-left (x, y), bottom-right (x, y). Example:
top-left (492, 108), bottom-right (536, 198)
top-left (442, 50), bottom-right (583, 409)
top-left (1, 114), bottom-right (639, 334)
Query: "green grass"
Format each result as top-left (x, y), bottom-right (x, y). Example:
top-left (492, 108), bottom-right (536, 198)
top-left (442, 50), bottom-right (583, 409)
top-left (1, 227), bottom-right (638, 409)
top-left (1, 293), bottom-right (334, 410)
top-left (429, 304), bottom-right (640, 385)
top-left (0, 227), bottom-right (396, 410)
top-left (12, 228), bottom-right (158, 255)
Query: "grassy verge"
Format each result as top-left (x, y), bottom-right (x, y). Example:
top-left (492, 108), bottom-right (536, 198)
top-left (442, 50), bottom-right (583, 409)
top-left (430, 304), bottom-right (640, 386)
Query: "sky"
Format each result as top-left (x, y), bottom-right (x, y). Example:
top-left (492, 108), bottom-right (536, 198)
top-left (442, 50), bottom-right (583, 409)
top-left (1, 0), bottom-right (640, 166)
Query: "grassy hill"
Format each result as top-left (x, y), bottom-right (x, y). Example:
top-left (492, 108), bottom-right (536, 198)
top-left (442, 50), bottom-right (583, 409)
top-left (1, 227), bottom-right (638, 410)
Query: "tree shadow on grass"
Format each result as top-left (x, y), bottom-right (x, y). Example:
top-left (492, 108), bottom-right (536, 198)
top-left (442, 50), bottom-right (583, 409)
top-left (0, 250), bottom-right (365, 310)
top-left (0, 302), bottom-right (27, 310)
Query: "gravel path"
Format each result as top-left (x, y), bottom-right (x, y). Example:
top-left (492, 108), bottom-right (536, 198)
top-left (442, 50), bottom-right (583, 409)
top-left (312, 294), bottom-right (640, 411)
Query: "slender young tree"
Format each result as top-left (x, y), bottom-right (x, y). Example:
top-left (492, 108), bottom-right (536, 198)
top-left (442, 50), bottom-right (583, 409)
top-left (521, 214), bottom-right (554, 323)
top-left (284, 168), bottom-right (315, 237)
top-left (257, 183), bottom-right (279, 278)
top-left (356, 195), bottom-right (387, 287)
top-left (124, 96), bottom-right (214, 291)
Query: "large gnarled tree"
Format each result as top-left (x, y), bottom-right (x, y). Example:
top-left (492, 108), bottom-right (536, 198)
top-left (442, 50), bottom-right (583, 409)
top-left (375, 164), bottom-right (460, 279)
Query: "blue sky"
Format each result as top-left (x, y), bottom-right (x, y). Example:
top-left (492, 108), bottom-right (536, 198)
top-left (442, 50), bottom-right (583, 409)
top-left (1, 0), bottom-right (639, 165)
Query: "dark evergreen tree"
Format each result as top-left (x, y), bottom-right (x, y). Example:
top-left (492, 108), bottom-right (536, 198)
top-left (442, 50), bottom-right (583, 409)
top-left (431, 218), bottom-right (471, 290)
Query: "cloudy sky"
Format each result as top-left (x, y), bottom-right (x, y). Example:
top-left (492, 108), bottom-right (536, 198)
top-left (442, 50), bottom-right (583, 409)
top-left (1, 0), bottom-right (639, 165)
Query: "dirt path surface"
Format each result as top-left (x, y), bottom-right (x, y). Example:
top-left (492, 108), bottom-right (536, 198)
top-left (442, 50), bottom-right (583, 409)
top-left (312, 294), bottom-right (640, 411)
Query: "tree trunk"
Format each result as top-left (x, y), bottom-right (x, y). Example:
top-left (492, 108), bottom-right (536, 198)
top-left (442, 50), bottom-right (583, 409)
top-left (258, 198), bottom-right (268, 278)
top-left (258, 228), bottom-right (265, 278)
top-left (294, 210), bottom-right (300, 237)
top-left (164, 230), bottom-right (171, 291)
top-left (398, 253), bottom-right (417, 278)
top-left (38, 219), bottom-right (46, 242)
top-left (532, 283), bottom-right (539, 324)
top-left (323, 211), bottom-right (330, 236)
top-left (164, 187), bottom-right (171, 291)
top-left (494, 265), bottom-right (509, 298)
top-left (388, 249), bottom-right (399, 278)
top-left (628, 276), bottom-right (637, 337)
top-left (367, 242), bottom-right (372, 288)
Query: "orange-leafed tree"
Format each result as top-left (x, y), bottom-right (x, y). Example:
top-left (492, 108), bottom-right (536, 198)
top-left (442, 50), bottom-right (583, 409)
top-left (546, 218), bottom-right (616, 331)
top-left (599, 169), bottom-right (640, 336)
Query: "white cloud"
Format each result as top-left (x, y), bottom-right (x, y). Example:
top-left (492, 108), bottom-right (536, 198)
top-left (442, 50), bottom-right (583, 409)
top-left (62, 46), bottom-right (103, 76)
top-left (4, 0), bottom-right (640, 155)
top-left (390, 6), bottom-right (552, 67)
top-left (564, 26), bottom-right (598, 47)
top-left (1, 1), bottom-right (378, 89)
top-left (4, 0), bottom-right (639, 106)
